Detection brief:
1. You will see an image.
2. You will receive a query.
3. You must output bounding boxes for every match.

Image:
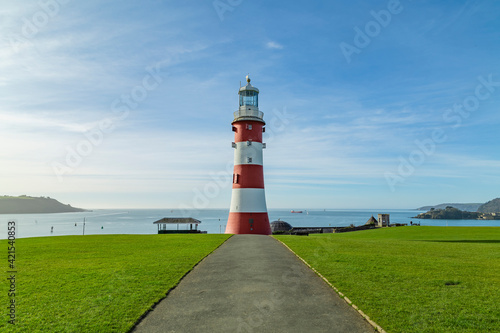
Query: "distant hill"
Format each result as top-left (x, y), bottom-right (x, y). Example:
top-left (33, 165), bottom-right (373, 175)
top-left (0, 195), bottom-right (88, 214)
top-left (478, 198), bottom-right (500, 213)
top-left (414, 206), bottom-right (481, 220)
top-left (417, 203), bottom-right (483, 212)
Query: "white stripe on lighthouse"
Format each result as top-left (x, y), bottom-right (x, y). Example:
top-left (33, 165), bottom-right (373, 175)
top-left (229, 188), bottom-right (268, 213)
top-left (233, 141), bottom-right (263, 166)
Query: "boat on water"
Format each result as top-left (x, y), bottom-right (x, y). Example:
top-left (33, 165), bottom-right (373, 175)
top-left (291, 210), bottom-right (303, 213)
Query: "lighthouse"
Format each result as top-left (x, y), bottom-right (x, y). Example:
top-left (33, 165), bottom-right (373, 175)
top-left (225, 76), bottom-right (271, 235)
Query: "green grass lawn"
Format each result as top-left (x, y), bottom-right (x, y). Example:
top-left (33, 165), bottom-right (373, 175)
top-left (1, 234), bottom-right (231, 332)
top-left (275, 227), bottom-right (500, 333)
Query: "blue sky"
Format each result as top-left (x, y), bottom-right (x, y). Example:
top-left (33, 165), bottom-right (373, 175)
top-left (1, 0), bottom-right (499, 209)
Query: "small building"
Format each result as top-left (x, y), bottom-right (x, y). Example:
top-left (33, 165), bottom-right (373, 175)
top-left (153, 218), bottom-right (204, 234)
top-left (378, 214), bottom-right (390, 227)
top-left (270, 219), bottom-right (293, 233)
top-left (365, 215), bottom-right (378, 226)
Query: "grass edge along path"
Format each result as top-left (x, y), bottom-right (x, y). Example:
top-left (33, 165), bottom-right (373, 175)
top-left (275, 227), bottom-right (500, 333)
top-left (128, 234), bottom-right (233, 331)
top-left (1, 234), bottom-right (232, 332)
top-left (275, 237), bottom-right (387, 333)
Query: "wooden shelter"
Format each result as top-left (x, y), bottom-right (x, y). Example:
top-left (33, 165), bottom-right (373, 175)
top-left (153, 218), bottom-right (203, 234)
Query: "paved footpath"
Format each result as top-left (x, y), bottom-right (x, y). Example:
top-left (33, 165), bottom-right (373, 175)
top-left (132, 235), bottom-right (375, 333)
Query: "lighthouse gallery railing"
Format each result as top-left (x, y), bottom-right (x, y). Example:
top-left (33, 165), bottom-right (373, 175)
top-left (233, 109), bottom-right (264, 120)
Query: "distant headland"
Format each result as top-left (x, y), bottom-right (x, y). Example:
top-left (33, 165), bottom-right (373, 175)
top-left (0, 195), bottom-right (88, 214)
top-left (414, 198), bottom-right (500, 220)
top-left (416, 203), bottom-right (483, 212)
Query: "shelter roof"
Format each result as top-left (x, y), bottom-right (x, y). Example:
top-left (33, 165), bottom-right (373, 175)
top-left (365, 216), bottom-right (378, 225)
top-left (153, 218), bottom-right (201, 224)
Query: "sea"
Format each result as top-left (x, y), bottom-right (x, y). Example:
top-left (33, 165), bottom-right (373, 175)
top-left (1, 208), bottom-right (500, 240)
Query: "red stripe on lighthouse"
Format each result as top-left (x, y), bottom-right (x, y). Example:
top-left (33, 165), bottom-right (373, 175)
top-left (233, 121), bottom-right (264, 143)
top-left (226, 212), bottom-right (271, 234)
top-left (232, 165), bottom-right (264, 189)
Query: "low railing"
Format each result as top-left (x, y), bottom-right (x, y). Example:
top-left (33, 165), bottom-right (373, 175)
top-left (233, 109), bottom-right (264, 120)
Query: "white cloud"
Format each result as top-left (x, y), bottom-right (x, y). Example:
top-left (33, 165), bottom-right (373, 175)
top-left (0, 112), bottom-right (92, 133)
top-left (266, 41), bottom-right (284, 50)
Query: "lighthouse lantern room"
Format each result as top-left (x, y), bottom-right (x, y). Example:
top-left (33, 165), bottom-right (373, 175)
top-left (225, 76), bottom-right (271, 235)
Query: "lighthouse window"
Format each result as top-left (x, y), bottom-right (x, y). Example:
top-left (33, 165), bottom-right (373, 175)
top-left (239, 91), bottom-right (258, 107)
top-left (247, 124), bottom-right (252, 130)
top-left (247, 141), bottom-right (252, 146)
top-left (247, 157), bottom-right (253, 163)
top-left (233, 173), bottom-right (239, 184)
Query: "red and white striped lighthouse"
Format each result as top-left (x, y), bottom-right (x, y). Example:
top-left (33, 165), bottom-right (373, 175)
top-left (225, 76), bottom-right (271, 235)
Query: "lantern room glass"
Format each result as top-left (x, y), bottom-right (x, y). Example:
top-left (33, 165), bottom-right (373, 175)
top-left (239, 90), bottom-right (258, 107)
